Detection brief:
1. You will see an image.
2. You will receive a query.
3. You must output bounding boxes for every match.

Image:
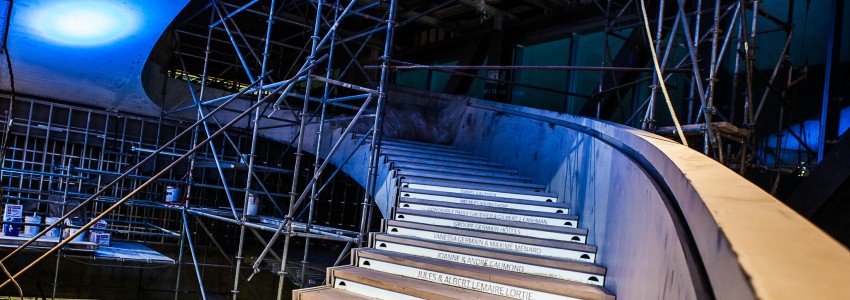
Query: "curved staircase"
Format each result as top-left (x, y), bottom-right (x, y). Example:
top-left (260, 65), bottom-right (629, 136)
top-left (294, 137), bottom-right (615, 300)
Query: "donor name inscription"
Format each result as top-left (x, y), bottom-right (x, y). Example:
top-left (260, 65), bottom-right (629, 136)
top-left (432, 233), bottom-right (543, 255)
top-left (459, 189), bottom-right (498, 197)
top-left (416, 270), bottom-right (534, 300)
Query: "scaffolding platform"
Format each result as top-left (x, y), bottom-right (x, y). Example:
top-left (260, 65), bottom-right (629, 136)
top-left (0, 235), bottom-right (97, 253)
top-left (87, 242), bottom-right (174, 264)
top-left (0, 236), bottom-right (173, 264)
top-left (656, 122), bottom-right (751, 140)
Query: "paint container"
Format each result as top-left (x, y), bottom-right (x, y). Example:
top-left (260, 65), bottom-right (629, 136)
top-left (165, 186), bottom-right (180, 203)
top-left (3, 218), bottom-right (21, 237)
top-left (91, 219), bottom-right (108, 232)
top-left (45, 217), bottom-right (61, 238)
top-left (24, 215), bottom-right (42, 236)
top-left (63, 218), bottom-right (86, 243)
top-left (3, 204), bottom-right (22, 237)
top-left (245, 193), bottom-right (259, 216)
top-left (90, 232), bottom-right (110, 247)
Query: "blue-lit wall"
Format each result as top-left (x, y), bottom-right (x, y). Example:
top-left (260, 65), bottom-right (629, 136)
top-left (760, 106), bottom-right (850, 165)
top-left (0, 0), bottom-right (190, 116)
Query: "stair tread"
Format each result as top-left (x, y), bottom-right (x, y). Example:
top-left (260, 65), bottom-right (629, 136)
top-left (386, 220), bottom-right (596, 253)
top-left (395, 208), bottom-right (587, 235)
top-left (330, 265), bottom-right (512, 300)
top-left (397, 172), bottom-right (541, 188)
top-left (400, 188), bottom-right (568, 210)
top-left (386, 157), bottom-right (514, 173)
top-left (293, 285), bottom-right (377, 300)
top-left (354, 133), bottom-right (458, 149)
top-left (379, 144), bottom-right (473, 155)
top-left (402, 178), bottom-right (556, 197)
top-left (354, 248), bottom-right (615, 300)
top-left (384, 153), bottom-right (502, 167)
top-left (399, 197), bottom-right (577, 220)
top-left (391, 161), bottom-right (518, 173)
top-left (381, 149), bottom-right (486, 161)
top-left (392, 163), bottom-right (528, 180)
top-left (372, 233), bottom-right (606, 276)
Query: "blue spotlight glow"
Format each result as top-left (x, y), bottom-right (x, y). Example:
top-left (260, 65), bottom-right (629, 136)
top-left (30, 1), bottom-right (139, 46)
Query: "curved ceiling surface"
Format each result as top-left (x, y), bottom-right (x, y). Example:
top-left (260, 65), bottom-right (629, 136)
top-left (0, 0), bottom-right (189, 115)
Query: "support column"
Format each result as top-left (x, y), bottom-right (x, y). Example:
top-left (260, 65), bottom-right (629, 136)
top-left (818, 0), bottom-right (844, 162)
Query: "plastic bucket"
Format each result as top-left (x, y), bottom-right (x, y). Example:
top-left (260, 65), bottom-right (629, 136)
top-left (45, 217), bottom-right (61, 238)
top-left (166, 186), bottom-right (180, 203)
top-left (3, 217), bottom-right (21, 237)
top-left (24, 215), bottom-right (42, 236)
top-left (246, 193), bottom-right (259, 216)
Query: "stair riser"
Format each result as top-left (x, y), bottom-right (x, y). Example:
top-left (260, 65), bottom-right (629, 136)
top-left (356, 259), bottom-right (582, 300)
top-left (400, 192), bottom-right (569, 214)
top-left (375, 241), bottom-right (605, 286)
top-left (402, 182), bottom-right (554, 202)
top-left (333, 279), bottom-right (423, 300)
top-left (395, 213), bottom-right (586, 243)
top-left (386, 226), bottom-right (595, 262)
top-left (398, 202), bottom-right (577, 228)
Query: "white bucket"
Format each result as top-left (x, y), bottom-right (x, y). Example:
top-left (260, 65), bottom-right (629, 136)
top-left (66, 228), bottom-right (85, 242)
top-left (245, 193), bottom-right (259, 216)
top-left (166, 186), bottom-right (180, 203)
top-left (45, 217), bottom-right (61, 238)
top-left (24, 215), bottom-right (42, 236)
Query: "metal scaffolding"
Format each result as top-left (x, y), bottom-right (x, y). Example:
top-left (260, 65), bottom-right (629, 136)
top-left (0, 0), bottom-right (398, 298)
top-left (384, 0), bottom-right (807, 188)
top-left (0, 0), bottom-right (827, 298)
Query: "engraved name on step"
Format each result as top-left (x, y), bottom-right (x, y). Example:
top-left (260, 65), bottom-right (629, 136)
top-left (459, 190), bottom-right (498, 197)
top-left (452, 221), bottom-right (523, 235)
top-left (431, 233), bottom-right (544, 254)
top-left (426, 207), bottom-right (550, 224)
top-left (436, 252), bottom-right (526, 272)
top-left (415, 269), bottom-right (533, 300)
top-left (459, 199), bottom-right (508, 208)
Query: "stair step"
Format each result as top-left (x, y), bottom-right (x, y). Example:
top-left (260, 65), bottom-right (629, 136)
top-left (381, 149), bottom-right (489, 162)
top-left (379, 144), bottom-right (473, 156)
top-left (397, 171), bottom-right (540, 189)
top-left (371, 233), bottom-right (606, 285)
top-left (353, 248), bottom-right (615, 300)
top-left (398, 197), bottom-right (578, 228)
top-left (383, 153), bottom-right (502, 167)
top-left (400, 188), bottom-right (570, 214)
top-left (384, 156), bottom-right (514, 173)
top-left (394, 208), bottom-right (587, 243)
top-left (400, 178), bottom-right (556, 202)
top-left (385, 220), bottom-right (596, 262)
top-left (292, 285), bottom-right (377, 300)
top-left (357, 135), bottom-right (459, 151)
top-left (380, 147), bottom-right (480, 161)
top-left (392, 162), bottom-right (526, 180)
top-left (329, 265), bottom-right (511, 300)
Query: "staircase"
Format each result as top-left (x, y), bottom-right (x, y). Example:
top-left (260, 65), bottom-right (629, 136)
top-left (293, 137), bottom-right (615, 300)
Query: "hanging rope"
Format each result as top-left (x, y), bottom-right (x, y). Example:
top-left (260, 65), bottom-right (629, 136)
top-left (639, 0), bottom-right (688, 146)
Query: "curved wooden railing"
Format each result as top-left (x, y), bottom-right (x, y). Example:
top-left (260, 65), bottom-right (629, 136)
top-left (448, 99), bottom-right (850, 299)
